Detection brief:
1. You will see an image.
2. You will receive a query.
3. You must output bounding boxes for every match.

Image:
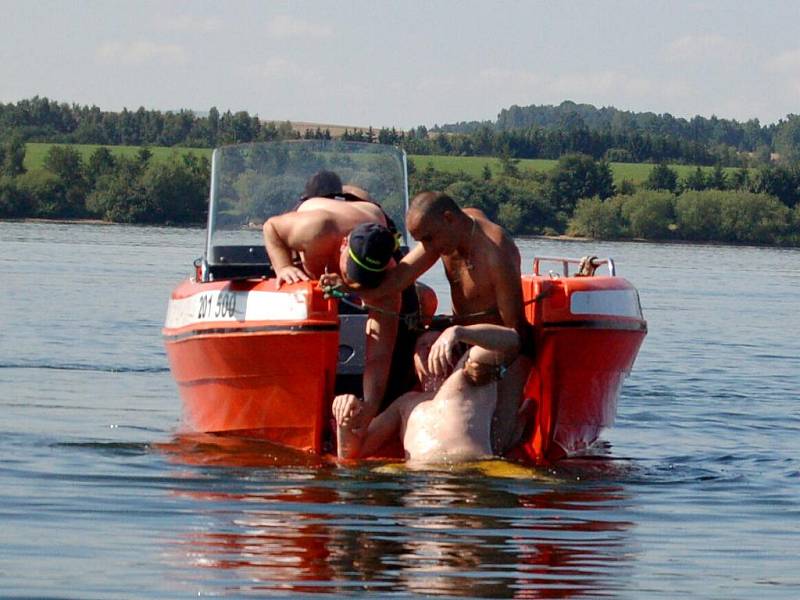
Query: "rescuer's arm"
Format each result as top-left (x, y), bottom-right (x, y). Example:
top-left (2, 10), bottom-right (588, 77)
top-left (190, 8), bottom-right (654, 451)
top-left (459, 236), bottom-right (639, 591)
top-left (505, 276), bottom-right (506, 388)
top-left (263, 210), bottom-right (334, 287)
top-left (359, 292), bottom-right (401, 425)
top-left (334, 393), bottom-right (405, 459)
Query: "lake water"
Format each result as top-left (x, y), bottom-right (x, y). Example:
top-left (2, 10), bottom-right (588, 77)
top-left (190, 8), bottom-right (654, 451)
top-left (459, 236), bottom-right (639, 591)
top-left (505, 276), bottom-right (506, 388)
top-left (1, 221), bottom-right (798, 599)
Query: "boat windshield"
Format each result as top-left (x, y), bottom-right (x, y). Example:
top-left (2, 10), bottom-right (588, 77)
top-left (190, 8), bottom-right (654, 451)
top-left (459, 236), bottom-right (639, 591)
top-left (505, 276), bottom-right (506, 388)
top-left (205, 141), bottom-right (408, 262)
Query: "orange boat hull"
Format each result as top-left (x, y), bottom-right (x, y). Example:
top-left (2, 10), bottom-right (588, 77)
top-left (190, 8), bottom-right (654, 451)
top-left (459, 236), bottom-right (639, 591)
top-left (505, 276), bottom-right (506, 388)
top-left (163, 273), bottom-right (646, 463)
top-left (511, 275), bottom-right (647, 462)
top-left (163, 279), bottom-right (339, 453)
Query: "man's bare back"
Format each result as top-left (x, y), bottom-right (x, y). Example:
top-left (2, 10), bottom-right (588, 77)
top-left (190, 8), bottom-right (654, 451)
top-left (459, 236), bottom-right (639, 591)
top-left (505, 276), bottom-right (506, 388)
top-left (397, 362), bottom-right (496, 463)
top-left (263, 197), bottom-right (386, 284)
top-left (334, 324), bottom-right (522, 464)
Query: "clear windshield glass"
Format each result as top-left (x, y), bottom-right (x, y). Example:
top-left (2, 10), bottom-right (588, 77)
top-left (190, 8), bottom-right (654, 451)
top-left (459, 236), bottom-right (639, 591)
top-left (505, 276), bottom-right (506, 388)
top-left (205, 141), bottom-right (408, 261)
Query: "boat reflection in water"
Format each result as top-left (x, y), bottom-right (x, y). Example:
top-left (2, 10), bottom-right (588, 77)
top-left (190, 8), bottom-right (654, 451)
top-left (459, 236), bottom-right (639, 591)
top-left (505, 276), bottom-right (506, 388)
top-left (159, 435), bottom-right (637, 598)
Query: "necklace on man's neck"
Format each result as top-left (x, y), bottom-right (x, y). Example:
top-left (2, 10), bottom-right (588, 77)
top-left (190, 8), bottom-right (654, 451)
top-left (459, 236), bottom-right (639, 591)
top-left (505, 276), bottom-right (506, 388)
top-left (462, 216), bottom-right (477, 271)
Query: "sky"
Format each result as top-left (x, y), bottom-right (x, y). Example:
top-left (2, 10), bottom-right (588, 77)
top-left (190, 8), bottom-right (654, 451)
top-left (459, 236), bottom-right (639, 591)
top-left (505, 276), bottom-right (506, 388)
top-left (2, 0), bottom-right (800, 129)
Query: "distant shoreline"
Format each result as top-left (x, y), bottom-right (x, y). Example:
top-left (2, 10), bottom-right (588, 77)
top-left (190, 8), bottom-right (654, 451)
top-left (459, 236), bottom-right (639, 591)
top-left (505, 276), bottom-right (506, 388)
top-left (4, 218), bottom-right (796, 249)
top-left (1, 217), bottom-right (205, 227)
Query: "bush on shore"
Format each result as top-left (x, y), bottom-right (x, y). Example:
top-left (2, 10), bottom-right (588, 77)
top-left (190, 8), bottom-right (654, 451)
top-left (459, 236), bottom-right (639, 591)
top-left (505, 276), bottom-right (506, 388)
top-left (568, 189), bottom-right (793, 245)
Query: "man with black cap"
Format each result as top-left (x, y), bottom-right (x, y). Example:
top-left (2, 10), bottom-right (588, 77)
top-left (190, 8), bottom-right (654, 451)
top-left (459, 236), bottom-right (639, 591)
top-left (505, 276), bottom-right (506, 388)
top-left (262, 177), bottom-right (402, 428)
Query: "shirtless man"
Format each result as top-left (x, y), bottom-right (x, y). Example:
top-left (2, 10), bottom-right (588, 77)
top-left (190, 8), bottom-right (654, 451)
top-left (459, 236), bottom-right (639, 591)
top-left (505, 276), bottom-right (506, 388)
top-left (334, 324), bottom-right (522, 463)
top-left (352, 191), bottom-right (533, 453)
top-left (263, 171), bottom-right (392, 286)
top-left (262, 171), bottom-right (401, 424)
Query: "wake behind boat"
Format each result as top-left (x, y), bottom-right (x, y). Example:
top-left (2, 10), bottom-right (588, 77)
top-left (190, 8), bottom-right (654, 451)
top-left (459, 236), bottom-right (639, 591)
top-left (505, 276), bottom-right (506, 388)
top-left (162, 140), bottom-right (646, 463)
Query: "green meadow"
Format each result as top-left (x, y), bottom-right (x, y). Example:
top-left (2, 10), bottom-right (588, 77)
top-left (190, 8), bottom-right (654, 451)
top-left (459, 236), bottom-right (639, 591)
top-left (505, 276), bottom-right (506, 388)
top-left (409, 154), bottom-right (741, 185)
top-left (23, 143), bottom-right (738, 187)
top-left (23, 142), bottom-right (212, 171)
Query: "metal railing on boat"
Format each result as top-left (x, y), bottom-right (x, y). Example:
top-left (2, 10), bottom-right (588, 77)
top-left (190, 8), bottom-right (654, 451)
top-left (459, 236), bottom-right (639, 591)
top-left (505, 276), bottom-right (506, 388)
top-left (532, 256), bottom-right (616, 277)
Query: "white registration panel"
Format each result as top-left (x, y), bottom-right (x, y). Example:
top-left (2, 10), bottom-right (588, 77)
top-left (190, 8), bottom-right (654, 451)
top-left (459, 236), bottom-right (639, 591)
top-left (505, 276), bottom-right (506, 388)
top-left (165, 289), bottom-right (309, 329)
top-left (570, 289), bottom-right (642, 318)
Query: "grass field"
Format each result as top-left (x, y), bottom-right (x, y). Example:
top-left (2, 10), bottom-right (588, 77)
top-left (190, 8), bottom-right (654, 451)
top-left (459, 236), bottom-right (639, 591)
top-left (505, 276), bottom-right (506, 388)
top-left (23, 142), bottom-right (737, 187)
top-left (23, 143), bottom-right (212, 171)
top-left (409, 154), bottom-right (741, 185)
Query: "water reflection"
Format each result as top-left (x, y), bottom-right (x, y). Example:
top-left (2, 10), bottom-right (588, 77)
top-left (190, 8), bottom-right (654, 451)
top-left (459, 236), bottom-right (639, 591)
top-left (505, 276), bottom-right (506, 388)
top-left (160, 436), bottom-right (637, 598)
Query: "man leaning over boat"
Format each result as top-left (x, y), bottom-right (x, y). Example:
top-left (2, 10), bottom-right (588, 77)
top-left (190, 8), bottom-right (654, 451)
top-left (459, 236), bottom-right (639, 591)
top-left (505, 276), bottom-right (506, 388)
top-left (325, 191), bottom-right (534, 456)
top-left (263, 171), bottom-right (415, 429)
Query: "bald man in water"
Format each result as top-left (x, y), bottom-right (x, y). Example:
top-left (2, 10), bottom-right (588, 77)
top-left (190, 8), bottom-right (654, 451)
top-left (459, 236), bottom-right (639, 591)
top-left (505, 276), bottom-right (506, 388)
top-left (334, 324), bottom-right (523, 463)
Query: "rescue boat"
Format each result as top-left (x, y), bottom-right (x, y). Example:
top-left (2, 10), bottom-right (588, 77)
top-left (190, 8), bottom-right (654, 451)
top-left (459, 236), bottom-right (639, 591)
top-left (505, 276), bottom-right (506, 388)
top-left (163, 140), bottom-right (646, 463)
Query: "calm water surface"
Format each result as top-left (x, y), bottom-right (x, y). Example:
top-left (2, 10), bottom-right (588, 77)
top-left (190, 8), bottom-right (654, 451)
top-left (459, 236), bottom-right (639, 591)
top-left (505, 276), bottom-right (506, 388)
top-left (1, 222), bottom-right (798, 599)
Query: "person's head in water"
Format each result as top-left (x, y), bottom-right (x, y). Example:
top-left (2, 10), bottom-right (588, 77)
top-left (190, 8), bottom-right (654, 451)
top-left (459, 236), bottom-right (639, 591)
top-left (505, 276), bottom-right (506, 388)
top-left (406, 191), bottom-right (469, 255)
top-left (304, 170), bottom-right (343, 199)
top-left (338, 222), bottom-right (397, 289)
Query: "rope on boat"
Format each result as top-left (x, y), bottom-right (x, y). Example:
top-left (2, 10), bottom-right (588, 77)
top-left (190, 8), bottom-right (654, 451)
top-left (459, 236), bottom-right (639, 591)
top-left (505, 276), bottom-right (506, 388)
top-left (576, 255), bottom-right (600, 277)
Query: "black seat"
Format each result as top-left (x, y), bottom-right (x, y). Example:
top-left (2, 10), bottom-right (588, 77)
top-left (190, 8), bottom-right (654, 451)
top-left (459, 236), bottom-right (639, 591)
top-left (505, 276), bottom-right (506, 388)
top-left (207, 245), bottom-right (274, 280)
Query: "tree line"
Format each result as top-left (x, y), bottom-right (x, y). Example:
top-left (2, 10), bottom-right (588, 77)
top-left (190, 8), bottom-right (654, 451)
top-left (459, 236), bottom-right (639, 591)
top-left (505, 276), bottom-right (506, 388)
top-left (409, 154), bottom-right (800, 246)
top-left (1, 139), bottom-right (798, 245)
top-left (5, 96), bottom-right (800, 168)
top-left (432, 99), bottom-right (800, 166)
top-left (0, 97), bottom-right (301, 148)
top-left (1, 96), bottom-right (798, 245)
top-left (0, 139), bottom-right (208, 223)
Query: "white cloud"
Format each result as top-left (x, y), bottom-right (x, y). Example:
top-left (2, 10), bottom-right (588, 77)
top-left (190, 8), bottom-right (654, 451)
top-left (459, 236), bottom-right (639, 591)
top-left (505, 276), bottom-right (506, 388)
top-left (241, 57), bottom-right (325, 86)
top-left (766, 49), bottom-right (800, 73)
top-left (156, 15), bottom-right (222, 33)
top-left (478, 68), bottom-right (541, 87)
top-left (664, 33), bottom-right (744, 62)
top-left (548, 71), bottom-right (655, 98)
top-left (266, 15), bottom-right (333, 39)
top-left (96, 41), bottom-right (188, 66)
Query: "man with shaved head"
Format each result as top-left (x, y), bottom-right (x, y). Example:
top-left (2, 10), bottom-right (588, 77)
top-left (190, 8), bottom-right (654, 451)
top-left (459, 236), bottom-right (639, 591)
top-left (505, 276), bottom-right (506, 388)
top-left (331, 191), bottom-right (533, 454)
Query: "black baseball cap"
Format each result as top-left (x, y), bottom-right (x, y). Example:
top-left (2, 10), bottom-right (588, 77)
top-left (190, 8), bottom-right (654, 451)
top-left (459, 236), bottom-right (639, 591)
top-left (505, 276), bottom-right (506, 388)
top-left (344, 223), bottom-right (396, 288)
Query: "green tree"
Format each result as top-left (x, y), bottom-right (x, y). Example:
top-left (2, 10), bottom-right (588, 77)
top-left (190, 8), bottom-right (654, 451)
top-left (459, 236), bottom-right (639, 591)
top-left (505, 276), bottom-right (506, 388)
top-left (84, 146), bottom-right (116, 186)
top-left (15, 170), bottom-right (66, 217)
top-left (43, 145), bottom-right (82, 182)
top-left (750, 165), bottom-right (799, 207)
top-left (644, 163), bottom-right (678, 192)
top-left (546, 153), bottom-right (614, 220)
top-left (675, 190), bottom-right (724, 240)
top-left (716, 191), bottom-right (790, 243)
top-left (137, 146), bottom-right (153, 166)
top-left (42, 145), bottom-right (88, 216)
top-left (141, 155), bottom-right (208, 223)
top-left (682, 167), bottom-right (708, 191)
top-left (773, 114), bottom-right (800, 163)
top-left (567, 196), bottom-right (623, 238)
top-left (618, 179), bottom-right (637, 195)
top-left (620, 191), bottom-right (675, 238)
top-left (499, 152), bottom-right (520, 177)
top-left (0, 137), bottom-right (26, 177)
top-left (86, 157), bottom-right (150, 222)
top-left (0, 177), bottom-right (33, 217)
top-left (708, 164), bottom-right (728, 190)
top-left (730, 167), bottom-right (750, 190)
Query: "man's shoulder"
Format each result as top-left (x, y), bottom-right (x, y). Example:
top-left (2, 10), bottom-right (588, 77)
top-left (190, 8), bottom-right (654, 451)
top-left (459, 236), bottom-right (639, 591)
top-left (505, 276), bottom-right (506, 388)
top-left (297, 197), bottom-right (346, 212)
top-left (299, 197), bottom-right (384, 223)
